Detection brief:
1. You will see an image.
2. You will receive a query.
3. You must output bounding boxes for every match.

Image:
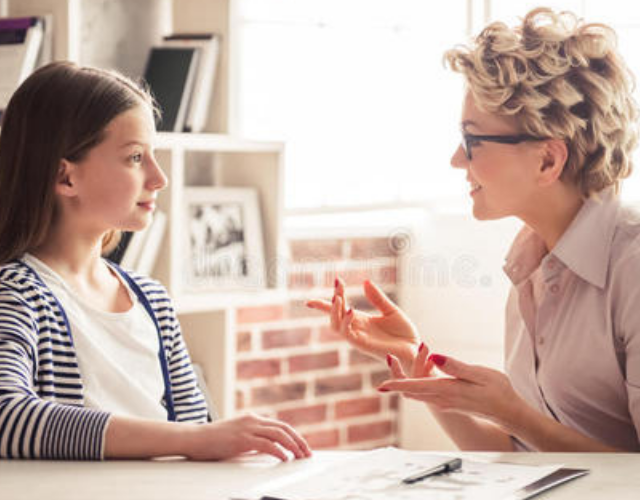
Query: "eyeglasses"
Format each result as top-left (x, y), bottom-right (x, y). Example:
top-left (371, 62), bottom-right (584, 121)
top-left (461, 132), bottom-right (544, 160)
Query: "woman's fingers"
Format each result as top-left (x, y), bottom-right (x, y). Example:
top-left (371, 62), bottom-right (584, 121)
top-left (331, 295), bottom-right (344, 331)
top-left (335, 277), bottom-right (348, 314)
top-left (305, 299), bottom-right (332, 313)
top-left (363, 280), bottom-right (398, 315)
top-left (411, 342), bottom-right (430, 378)
top-left (386, 353), bottom-right (407, 379)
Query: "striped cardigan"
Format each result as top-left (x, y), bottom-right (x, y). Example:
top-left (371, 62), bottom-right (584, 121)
top-left (0, 259), bottom-right (209, 460)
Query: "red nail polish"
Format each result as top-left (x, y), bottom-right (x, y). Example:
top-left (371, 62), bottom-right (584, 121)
top-left (430, 354), bottom-right (447, 367)
top-left (334, 278), bottom-right (339, 288)
top-left (332, 295), bottom-right (336, 304)
top-left (418, 342), bottom-right (424, 353)
top-left (377, 387), bottom-right (390, 392)
top-left (347, 308), bottom-right (353, 316)
top-left (386, 354), bottom-right (392, 367)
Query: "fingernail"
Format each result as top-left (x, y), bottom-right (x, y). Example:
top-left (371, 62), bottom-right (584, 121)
top-left (347, 308), bottom-right (353, 316)
top-left (332, 295), bottom-right (336, 304)
top-left (334, 278), bottom-right (339, 288)
top-left (377, 387), bottom-right (390, 392)
top-left (386, 354), bottom-right (392, 367)
top-left (418, 342), bottom-right (424, 353)
top-left (430, 354), bottom-right (447, 366)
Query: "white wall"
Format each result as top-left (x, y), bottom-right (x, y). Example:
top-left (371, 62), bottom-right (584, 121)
top-left (396, 208), bottom-right (520, 450)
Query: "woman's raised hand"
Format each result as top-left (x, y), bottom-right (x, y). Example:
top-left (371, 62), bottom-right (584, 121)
top-left (306, 278), bottom-right (422, 370)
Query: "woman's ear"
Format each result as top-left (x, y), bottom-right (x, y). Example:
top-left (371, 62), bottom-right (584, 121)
top-left (55, 159), bottom-right (77, 197)
top-left (537, 139), bottom-right (568, 187)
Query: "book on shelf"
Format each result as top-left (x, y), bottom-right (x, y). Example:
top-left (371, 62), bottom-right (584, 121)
top-left (0, 16), bottom-right (47, 113)
top-left (107, 210), bottom-right (167, 276)
top-left (143, 45), bottom-right (200, 132)
top-left (162, 33), bottom-right (220, 133)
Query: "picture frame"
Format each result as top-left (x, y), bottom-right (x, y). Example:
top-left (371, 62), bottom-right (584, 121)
top-left (183, 187), bottom-right (266, 292)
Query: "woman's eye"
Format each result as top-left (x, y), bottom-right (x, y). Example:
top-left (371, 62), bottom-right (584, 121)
top-left (130, 153), bottom-right (143, 163)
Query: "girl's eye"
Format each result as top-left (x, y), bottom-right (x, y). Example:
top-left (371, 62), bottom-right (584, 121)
top-left (130, 153), bottom-right (143, 163)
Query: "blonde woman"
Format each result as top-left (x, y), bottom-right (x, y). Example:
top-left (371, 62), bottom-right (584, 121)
top-left (308, 8), bottom-right (640, 452)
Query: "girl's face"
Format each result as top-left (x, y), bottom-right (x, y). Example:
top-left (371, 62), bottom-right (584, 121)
top-left (450, 92), bottom-right (544, 221)
top-left (62, 104), bottom-right (167, 234)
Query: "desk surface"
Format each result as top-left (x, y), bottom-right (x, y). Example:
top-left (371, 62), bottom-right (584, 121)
top-left (1, 451), bottom-right (638, 500)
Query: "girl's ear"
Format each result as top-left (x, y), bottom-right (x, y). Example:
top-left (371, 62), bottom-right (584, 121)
top-left (537, 139), bottom-right (568, 187)
top-left (55, 159), bottom-right (77, 197)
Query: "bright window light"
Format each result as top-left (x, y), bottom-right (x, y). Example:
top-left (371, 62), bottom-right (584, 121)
top-left (235, 0), bottom-right (468, 211)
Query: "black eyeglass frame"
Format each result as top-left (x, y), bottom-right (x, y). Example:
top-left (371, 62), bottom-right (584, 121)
top-left (461, 132), bottom-right (545, 160)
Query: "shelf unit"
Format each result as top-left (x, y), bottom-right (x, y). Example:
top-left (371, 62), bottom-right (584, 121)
top-left (4, 0), bottom-right (283, 418)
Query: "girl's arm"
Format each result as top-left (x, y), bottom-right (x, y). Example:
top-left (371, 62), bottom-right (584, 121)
top-left (104, 413), bottom-right (312, 461)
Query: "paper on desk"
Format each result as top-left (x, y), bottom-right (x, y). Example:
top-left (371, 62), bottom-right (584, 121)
top-left (232, 447), bottom-right (561, 500)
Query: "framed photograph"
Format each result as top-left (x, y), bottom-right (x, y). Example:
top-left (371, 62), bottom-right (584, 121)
top-left (183, 187), bottom-right (266, 291)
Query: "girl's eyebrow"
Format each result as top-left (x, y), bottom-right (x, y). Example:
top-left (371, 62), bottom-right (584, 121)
top-left (119, 140), bottom-right (148, 149)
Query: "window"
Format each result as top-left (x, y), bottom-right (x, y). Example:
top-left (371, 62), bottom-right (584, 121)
top-left (235, 1), bottom-right (640, 212)
top-left (235, 0), bottom-right (467, 211)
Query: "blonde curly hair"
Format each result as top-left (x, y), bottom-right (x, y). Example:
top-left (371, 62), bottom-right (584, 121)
top-left (445, 7), bottom-right (639, 197)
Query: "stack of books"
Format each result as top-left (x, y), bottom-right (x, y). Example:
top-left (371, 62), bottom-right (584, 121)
top-left (143, 33), bottom-right (220, 133)
top-left (0, 15), bottom-right (53, 116)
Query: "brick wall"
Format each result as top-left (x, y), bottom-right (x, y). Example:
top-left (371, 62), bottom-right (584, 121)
top-left (234, 236), bottom-right (401, 450)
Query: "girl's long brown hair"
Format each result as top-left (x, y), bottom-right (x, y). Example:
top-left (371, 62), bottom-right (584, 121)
top-left (0, 61), bottom-right (157, 264)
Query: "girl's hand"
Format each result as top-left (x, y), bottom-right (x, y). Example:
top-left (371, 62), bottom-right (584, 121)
top-left (185, 414), bottom-right (313, 462)
top-left (306, 279), bottom-right (422, 370)
top-left (378, 354), bottom-right (525, 431)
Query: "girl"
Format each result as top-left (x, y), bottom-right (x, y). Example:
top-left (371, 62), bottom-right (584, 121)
top-left (0, 61), bottom-right (311, 461)
top-left (308, 8), bottom-right (640, 452)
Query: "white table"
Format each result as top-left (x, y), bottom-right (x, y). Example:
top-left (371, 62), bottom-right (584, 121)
top-left (1, 451), bottom-right (639, 500)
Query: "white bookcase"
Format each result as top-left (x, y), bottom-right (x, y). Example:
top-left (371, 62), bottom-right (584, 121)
top-left (5, 0), bottom-right (285, 418)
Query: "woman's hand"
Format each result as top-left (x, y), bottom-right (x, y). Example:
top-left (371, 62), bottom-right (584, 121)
top-left (378, 353), bottom-right (525, 431)
top-left (306, 278), bottom-right (422, 370)
top-left (184, 413), bottom-right (313, 462)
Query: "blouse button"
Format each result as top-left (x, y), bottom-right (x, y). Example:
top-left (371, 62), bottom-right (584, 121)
top-left (550, 284), bottom-right (560, 293)
top-left (547, 260), bottom-right (555, 269)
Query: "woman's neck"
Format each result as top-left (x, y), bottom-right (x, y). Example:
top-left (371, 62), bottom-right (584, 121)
top-left (519, 183), bottom-right (585, 251)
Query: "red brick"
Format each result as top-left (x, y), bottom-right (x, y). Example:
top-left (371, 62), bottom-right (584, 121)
top-left (349, 237), bottom-right (398, 259)
top-left (237, 331), bottom-right (252, 352)
top-left (236, 305), bottom-right (285, 324)
top-left (347, 420), bottom-right (393, 443)
top-left (237, 359), bottom-right (281, 379)
top-left (376, 266), bottom-right (397, 285)
top-left (324, 269), bottom-right (371, 288)
top-left (289, 351), bottom-right (339, 373)
top-left (303, 429), bottom-right (340, 449)
top-left (288, 271), bottom-right (315, 289)
top-left (315, 374), bottom-right (362, 396)
top-left (318, 326), bottom-right (343, 343)
top-left (389, 394), bottom-right (400, 410)
top-left (290, 239), bottom-right (344, 262)
top-left (349, 349), bottom-right (379, 366)
top-left (370, 369), bottom-right (392, 387)
top-left (262, 328), bottom-right (312, 349)
top-left (335, 396), bottom-right (381, 419)
top-left (277, 404), bottom-right (327, 426)
top-left (251, 382), bottom-right (307, 406)
top-left (236, 390), bottom-right (245, 410)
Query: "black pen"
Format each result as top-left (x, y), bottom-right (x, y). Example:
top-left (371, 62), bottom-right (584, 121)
top-left (401, 457), bottom-right (463, 484)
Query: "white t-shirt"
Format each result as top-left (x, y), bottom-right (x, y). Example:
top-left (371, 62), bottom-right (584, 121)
top-left (23, 254), bottom-right (168, 421)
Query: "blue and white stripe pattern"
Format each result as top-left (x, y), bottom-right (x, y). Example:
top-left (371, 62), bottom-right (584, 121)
top-left (0, 260), bottom-right (209, 460)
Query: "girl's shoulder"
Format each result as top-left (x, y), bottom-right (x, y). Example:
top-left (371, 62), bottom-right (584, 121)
top-left (0, 259), bottom-right (47, 293)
